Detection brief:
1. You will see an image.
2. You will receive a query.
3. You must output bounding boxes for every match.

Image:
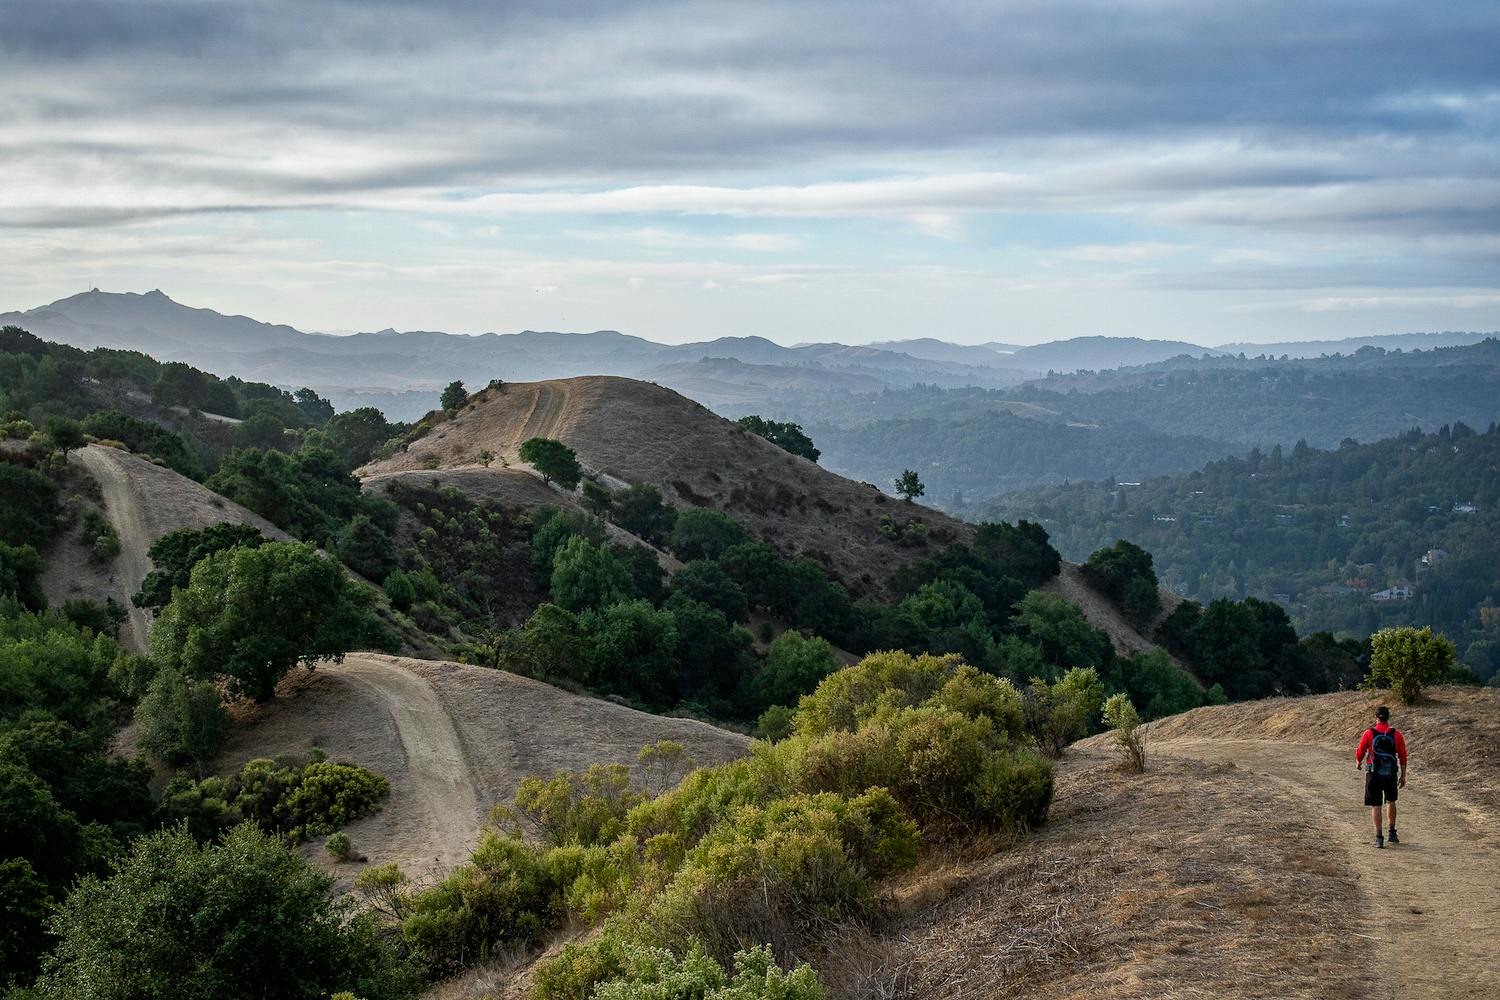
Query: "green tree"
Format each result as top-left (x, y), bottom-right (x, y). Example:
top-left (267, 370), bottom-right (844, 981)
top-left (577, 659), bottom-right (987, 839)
top-left (383, 569), bottom-right (417, 612)
top-left (234, 411), bottom-right (288, 451)
top-left (670, 560), bottom-right (749, 622)
top-left (1082, 539), bottom-right (1161, 625)
top-left (1014, 590), bottom-right (1112, 675)
top-left (440, 380), bottom-right (469, 412)
top-left (133, 522), bottom-right (265, 611)
top-left (667, 508), bottom-right (749, 562)
top-left (519, 437), bottom-right (582, 490)
top-left (664, 594), bottom-right (753, 701)
top-left (134, 668), bottom-right (229, 769)
top-left (43, 415), bottom-right (85, 457)
top-left (1365, 626), bottom-right (1455, 704)
top-left (736, 416), bottom-right (821, 463)
top-left (0, 462), bottom-right (59, 549)
top-left (149, 542), bottom-right (374, 702)
top-left (580, 480), bottom-right (613, 517)
top-left (35, 824), bottom-right (408, 1000)
top-left (312, 407), bottom-right (398, 471)
top-left (550, 536), bottom-right (635, 612)
top-left (336, 513), bottom-right (398, 581)
top-left (610, 483), bottom-right (677, 544)
top-left (582, 600), bottom-right (679, 705)
top-left (893, 469), bottom-right (925, 502)
top-left (0, 857), bottom-right (53, 986)
top-left (753, 630), bottom-right (839, 710)
top-left (0, 540), bottom-right (45, 611)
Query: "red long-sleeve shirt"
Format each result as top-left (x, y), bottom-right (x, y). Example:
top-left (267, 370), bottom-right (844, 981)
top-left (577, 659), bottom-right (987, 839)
top-left (1356, 722), bottom-right (1407, 768)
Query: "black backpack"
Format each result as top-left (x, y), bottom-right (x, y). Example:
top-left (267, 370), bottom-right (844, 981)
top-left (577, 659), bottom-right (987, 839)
top-left (1369, 728), bottom-right (1399, 778)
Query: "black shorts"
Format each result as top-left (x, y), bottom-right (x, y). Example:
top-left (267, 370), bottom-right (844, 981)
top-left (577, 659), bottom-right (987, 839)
top-left (1365, 771), bottom-right (1398, 807)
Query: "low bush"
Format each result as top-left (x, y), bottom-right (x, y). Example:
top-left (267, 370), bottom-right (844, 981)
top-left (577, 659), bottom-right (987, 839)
top-left (160, 756), bottom-right (390, 843)
top-left (1103, 693), bottom-right (1145, 772)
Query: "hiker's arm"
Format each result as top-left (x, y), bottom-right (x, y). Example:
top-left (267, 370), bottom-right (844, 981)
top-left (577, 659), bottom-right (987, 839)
top-left (1396, 732), bottom-right (1408, 785)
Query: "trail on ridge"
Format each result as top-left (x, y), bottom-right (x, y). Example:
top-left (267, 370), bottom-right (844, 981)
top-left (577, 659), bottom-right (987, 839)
top-left (1154, 736), bottom-right (1500, 1000)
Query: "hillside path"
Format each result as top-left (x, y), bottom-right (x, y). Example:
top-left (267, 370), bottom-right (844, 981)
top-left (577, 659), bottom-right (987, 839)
top-left (73, 445), bottom-right (153, 651)
top-left (1154, 737), bottom-right (1500, 1000)
top-left (333, 653), bottom-right (486, 873)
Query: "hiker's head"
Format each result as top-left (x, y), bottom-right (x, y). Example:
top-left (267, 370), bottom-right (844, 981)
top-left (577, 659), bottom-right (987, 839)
top-left (1376, 705), bottom-right (1390, 723)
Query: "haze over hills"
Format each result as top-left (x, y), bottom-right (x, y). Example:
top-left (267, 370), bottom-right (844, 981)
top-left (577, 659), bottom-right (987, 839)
top-left (6, 290), bottom-right (1496, 424)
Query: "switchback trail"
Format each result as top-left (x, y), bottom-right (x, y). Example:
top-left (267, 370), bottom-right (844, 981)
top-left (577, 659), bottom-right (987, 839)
top-left (1154, 737), bottom-right (1500, 1000)
top-left (73, 445), bottom-right (154, 651)
top-left (333, 653), bottom-right (486, 874)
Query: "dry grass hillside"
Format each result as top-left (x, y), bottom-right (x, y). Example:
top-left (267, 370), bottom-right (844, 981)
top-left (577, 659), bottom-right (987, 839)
top-left (360, 377), bottom-right (975, 600)
top-left (220, 653), bottom-right (750, 886)
top-left (41, 444), bottom-right (289, 651)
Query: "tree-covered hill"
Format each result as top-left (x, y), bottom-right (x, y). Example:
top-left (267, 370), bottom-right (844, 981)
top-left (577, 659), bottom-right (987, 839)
top-left (988, 423), bottom-right (1500, 681)
top-left (811, 410), bottom-right (1236, 503)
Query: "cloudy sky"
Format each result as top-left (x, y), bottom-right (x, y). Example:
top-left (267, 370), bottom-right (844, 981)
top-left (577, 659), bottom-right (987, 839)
top-left (3, 0), bottom-right (1498, 345)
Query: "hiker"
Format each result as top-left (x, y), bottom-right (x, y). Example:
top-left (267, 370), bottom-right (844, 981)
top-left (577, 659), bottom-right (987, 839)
top-left (1355, 705), bottom-right (1407, 848)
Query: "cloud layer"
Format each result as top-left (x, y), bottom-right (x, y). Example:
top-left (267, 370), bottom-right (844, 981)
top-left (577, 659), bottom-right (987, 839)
top-left (3, 0), bottom-right (1498, 342)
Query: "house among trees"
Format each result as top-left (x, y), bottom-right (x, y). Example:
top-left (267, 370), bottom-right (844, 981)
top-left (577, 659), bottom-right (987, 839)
top-left (1421, 548), bottom-right (1449, 567)
top-left (1372, 584), bottom-right (1415, 602)
top-left (1453, 501), bottom-right (1479, 513)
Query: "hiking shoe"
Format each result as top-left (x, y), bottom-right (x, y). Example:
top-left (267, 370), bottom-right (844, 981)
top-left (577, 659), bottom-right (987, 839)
top-left (1374, 834), bottom-right (1385, 849)
top-left (1387, 828), bottom-right (1399, 845)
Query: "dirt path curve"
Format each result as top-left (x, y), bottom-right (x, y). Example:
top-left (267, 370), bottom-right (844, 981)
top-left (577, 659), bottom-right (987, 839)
top-left (72, 445), bottom-right (153, 651)
top-left (517, 381), bottom-right (568, 444)
top-left (1155, 737), bottom-right (1500, 1000)
top-left (333, 653), bottom-right (486, 873)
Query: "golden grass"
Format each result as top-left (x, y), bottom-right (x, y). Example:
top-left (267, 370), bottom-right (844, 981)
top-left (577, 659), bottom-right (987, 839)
top-left (820, 749), bottom-right (1365, 1000)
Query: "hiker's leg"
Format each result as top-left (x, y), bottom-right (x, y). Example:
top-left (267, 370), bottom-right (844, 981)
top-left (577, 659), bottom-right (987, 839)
top-left (1387, 801), bottom-right (1397, 828)
top-left (1371, 805), bottom-right (1383, 834)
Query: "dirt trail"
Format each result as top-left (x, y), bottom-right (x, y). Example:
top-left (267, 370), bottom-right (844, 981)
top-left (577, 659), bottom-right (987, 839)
top-left (517, 381), bottom-right (569, 445)
top-left (335, 654), bottom-right (485, 872)
top-left (73, 445), bottom-right (154, 651)
top-left (1154, 737), bottom-right (1500, 1000)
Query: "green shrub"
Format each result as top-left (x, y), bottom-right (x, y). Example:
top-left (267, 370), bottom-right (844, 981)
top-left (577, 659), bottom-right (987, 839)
top-left (1103, 693), bottom-right (1145, 772)
top-left (644, 790), bottom-right (916, 964)
top-left (795, 651), bottom-right (1024, 743)
top-left (1021, 667), bottom-right (1105, 757)
top-left (80, 509), bottom-right (120, 561)
top-left (281, 762), bottom-right (391, 840)
top-left (160, 756), bottom-right (389, 843)
top-left (504, 764), bottom-right (646, 847)
top-left (400, 832), bottom-right (559, 976)
top-left (590, 943), bottom-right (828, 1000)
top-left (752, 631), bottom-right (839, 712)
top-left (325, 831), bottom-right (357, 862)
top-left (1364, 625), bottom-right (1455, 705)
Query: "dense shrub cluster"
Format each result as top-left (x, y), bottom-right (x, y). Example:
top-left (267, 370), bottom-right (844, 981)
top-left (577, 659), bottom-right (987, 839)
top-left (160, 755), bottom-right (390, 843)
top-left (372, 651), bottom-right (1053, 995)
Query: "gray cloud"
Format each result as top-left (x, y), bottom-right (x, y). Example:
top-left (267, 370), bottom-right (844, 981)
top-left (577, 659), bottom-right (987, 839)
top-left (1, 0), bottom-right (1498, 259)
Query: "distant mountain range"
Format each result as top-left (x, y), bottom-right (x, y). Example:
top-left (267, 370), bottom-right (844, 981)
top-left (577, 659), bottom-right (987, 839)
top-left (3, 289), bottom-right (1495, 421)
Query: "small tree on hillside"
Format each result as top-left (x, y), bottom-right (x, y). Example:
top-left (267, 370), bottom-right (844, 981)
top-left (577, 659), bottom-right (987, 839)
top-left (43, 416), bottom-right (85, 458)
top-left (518, 437), bottom-right (582, 490)
top-left (149, 541), bottom-right (374, 702)
top-left (1365, 625), bottom-right (1455, 704)
top-left (893, 469), bottom-right (925, 502)
top-left (1102, 693), bottom-right (1145, 772)
top-left (440, 380), bottom-right (468, 412)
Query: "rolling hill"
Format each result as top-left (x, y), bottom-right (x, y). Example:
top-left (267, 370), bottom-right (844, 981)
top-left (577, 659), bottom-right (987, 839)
top-left (361, 376), bottom-right (984, 601)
